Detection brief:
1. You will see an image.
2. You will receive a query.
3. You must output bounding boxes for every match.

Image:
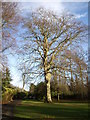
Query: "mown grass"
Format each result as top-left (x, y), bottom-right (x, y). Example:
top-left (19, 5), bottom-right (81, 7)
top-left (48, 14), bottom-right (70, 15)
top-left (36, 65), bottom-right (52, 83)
top-left (14, 100), bottom-right (88, 120)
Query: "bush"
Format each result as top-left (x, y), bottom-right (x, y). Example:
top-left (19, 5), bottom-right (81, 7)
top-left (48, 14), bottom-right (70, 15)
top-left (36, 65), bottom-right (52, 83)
top-left (13, 91), bottom-right (28, 100)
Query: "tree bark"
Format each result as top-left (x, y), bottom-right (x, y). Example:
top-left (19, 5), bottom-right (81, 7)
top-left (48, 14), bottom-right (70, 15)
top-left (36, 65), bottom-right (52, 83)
top-left (45, 72), bottom-right (52, 103)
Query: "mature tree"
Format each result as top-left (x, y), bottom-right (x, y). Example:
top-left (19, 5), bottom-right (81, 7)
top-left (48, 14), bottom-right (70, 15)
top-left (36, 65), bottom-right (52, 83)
top-left (21, 8), bottom-right (87, 102)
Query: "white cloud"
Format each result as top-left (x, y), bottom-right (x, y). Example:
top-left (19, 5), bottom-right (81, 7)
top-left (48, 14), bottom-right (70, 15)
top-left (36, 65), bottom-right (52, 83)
top-left (19, 2), bottom-right (64, 15)
top-left (75, 12), bottom-right (87, 19)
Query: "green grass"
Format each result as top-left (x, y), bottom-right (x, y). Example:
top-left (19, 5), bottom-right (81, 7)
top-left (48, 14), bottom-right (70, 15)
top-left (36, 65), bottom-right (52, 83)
top-left (14, 100), bottom-right (88, 120)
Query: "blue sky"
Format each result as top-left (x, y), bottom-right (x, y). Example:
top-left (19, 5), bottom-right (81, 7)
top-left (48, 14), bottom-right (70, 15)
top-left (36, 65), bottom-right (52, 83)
top-left (6, 1), bottom-right (88, 91)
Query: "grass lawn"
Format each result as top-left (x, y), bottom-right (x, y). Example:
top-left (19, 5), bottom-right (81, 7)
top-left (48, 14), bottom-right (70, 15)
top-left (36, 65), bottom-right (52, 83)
top-left (14, 100), bottom-right (88, 120)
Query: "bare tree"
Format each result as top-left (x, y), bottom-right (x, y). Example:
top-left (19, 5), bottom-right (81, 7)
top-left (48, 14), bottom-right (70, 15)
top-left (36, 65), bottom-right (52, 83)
top-left (0, 3), bottom-right (19, 85)
top-left (2, 2), bottom-right (21, 53)
top-left (62, 49), bottom-right (88, 98)
top-left (21, 8), bottom-right (87, 102)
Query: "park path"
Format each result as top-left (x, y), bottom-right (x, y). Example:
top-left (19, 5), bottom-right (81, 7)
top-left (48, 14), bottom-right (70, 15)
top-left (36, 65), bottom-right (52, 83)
top-left (2, 100), bottom-right (21, 120)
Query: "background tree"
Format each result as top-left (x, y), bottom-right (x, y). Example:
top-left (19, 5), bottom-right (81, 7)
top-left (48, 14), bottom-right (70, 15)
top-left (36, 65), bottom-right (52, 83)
top-left (1, 66), bottom-right (15, 103)
top-left (1, 2), bottom-right (20, 87)
top-left (1, 3), bottom-right (22, 103)
top-left (2, 67), bottom-right (12, 89)
top-left (51, 47), bottom-right (88, 100)
top-left (2, 2), bottom-right (20, 53)
top-left (29, 82), bottom-right (46, 101)
top-left (1, 2), bottom-right (22, 74)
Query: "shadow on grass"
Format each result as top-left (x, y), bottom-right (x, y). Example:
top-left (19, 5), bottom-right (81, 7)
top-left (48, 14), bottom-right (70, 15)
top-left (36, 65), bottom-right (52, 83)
top-left (2, 100), bottom-right (88, 120)
top-left (2, 115), bottom-right (88, 120)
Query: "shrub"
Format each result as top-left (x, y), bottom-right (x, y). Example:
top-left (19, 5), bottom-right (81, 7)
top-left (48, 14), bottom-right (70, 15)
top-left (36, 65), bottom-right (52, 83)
top-left (2, 87), bottom-right (16, 104)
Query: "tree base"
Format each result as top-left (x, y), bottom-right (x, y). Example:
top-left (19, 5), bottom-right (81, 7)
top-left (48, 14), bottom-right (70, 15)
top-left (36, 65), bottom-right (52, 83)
top-left (44, 99), bottom-right (52, 103)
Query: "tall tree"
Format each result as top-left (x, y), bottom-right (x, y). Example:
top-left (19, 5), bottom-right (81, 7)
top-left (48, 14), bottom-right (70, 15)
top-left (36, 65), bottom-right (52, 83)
top-left (21, 8), bottom-right (87, 102)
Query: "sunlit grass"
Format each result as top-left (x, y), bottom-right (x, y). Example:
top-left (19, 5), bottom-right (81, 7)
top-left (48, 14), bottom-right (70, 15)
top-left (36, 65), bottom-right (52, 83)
top-left (14, 100), bottom-right (88, 120)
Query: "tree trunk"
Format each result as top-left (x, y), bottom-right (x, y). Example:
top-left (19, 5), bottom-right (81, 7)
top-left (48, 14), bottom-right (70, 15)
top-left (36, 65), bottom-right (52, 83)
top-left (43, 36), bottom-right (52, 102)
top-left (45, 72), bottom-right (52, 103)
top-left (70, 59), bottom-right (74, 92)
top-left (22, 74), bottom-right (25, 91)
top-left (58, 93), bottom-right (60, 101)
